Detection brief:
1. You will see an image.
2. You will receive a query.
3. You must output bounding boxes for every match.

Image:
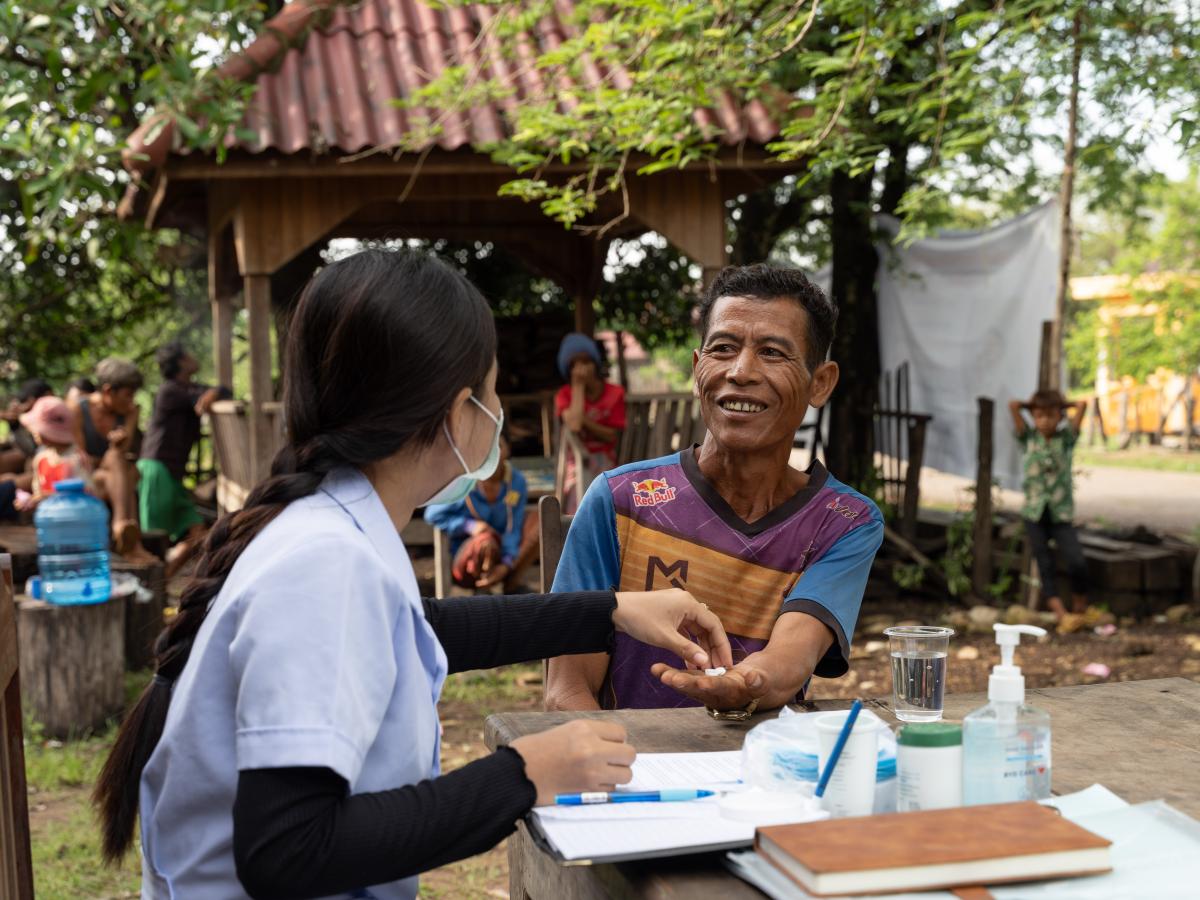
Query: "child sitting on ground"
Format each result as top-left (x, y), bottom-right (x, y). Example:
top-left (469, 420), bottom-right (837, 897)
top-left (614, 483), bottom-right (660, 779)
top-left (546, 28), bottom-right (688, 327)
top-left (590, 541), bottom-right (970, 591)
top-left (1008, 389), bottom-right (1090, 627)
top-left (424, 433), bottom-right (539, 593)
top-left (19, 396), bottom-right (93, 504)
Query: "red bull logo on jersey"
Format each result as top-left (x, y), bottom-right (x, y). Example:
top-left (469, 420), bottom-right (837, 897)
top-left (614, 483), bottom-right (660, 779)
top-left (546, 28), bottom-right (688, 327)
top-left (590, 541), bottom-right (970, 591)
top-left (826, 498), bottom-right (860, 519)
top-left (632, 477), bottom-right (677, 507)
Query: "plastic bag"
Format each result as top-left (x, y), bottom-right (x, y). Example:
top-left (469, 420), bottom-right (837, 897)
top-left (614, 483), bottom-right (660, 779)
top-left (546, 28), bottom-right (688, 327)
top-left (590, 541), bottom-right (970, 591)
top-left (740, 708), bottom-right (898, 812)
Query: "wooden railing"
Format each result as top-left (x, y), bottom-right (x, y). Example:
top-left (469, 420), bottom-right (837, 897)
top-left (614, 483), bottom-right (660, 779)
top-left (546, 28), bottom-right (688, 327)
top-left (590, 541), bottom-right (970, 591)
top-left (208, 400), bottom-right (285, 513)
top-left (617, 392), bottom-right (706, 465)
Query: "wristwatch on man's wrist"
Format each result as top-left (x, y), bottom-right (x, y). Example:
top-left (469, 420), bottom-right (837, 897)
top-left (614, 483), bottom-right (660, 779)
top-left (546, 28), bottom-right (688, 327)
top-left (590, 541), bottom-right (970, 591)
top-left (705, 697), bottom-right (760, 722)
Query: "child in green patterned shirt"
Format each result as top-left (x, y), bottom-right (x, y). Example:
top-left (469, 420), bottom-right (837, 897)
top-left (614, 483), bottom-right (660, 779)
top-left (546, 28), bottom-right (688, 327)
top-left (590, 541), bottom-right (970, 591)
top-left (1008, 389), bottom-right (1089, 622)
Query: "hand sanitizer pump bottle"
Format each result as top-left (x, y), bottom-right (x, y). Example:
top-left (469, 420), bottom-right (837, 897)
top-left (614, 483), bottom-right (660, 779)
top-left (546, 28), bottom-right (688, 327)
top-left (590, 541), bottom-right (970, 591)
top-left (962, 624), bottom-right (1051, 805)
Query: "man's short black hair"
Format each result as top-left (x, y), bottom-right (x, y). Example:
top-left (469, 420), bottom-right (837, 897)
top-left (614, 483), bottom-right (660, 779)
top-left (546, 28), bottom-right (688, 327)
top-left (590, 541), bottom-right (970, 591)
top-left (68, 376), bottom-right (95, 395)
top-left (156, 341), bottom-right (188, 379)
top-left (698, 264), bottom-right (838, 373)
top-left (16, 378), bottom-right (52, 404)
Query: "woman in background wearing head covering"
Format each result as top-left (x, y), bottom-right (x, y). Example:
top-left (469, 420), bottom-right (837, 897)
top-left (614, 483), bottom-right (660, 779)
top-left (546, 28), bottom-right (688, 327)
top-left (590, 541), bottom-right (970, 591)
top-left (554, 333), bottom-right (626, 512)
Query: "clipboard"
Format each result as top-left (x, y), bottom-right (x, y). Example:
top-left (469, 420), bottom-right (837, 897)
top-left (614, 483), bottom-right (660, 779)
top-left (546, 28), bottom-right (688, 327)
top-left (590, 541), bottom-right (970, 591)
top-left (518, 751), bottom-right (760, 865)
top-left (522, 811), bottom-right (755, 866)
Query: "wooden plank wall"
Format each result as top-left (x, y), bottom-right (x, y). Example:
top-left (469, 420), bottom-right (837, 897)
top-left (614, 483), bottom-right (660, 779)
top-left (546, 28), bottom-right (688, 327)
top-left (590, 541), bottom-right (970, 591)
top-left (0, 555), bottom-right (34, 898)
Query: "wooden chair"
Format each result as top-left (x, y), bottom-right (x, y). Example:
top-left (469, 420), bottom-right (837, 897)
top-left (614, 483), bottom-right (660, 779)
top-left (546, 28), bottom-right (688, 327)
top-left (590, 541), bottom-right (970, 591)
top-left (537, 495), bottom-right (572, 593)
top-left (553, 428), bottom-right (593, 510)
top-left (617, 392), bottom-right (706, 466)
top-left (0, 554), bottom-right (34, 898)
top-left (537, 496), bottom-right (573, 690)
top-left (553, 391), bottom-right (706, 509)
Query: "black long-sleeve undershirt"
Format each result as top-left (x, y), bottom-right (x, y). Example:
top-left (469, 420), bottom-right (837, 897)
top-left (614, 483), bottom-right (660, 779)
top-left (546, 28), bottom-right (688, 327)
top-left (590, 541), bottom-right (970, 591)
top-left (231, 590), bottom-right (617, 899)
top-left (422, 590), bottom-right (616, 673)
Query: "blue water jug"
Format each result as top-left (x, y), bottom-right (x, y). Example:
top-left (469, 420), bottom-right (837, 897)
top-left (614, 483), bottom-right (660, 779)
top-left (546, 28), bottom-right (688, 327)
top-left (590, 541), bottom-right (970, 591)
top-left (33, 479), bottom-right (111, 605)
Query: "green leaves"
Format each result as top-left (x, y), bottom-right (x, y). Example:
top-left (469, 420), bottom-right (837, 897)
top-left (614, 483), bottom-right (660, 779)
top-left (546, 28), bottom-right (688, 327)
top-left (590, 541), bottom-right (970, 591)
top-left (413, 0), bottom-right (1197, 242)
top-left (0, 0), bottom-right (264, 384)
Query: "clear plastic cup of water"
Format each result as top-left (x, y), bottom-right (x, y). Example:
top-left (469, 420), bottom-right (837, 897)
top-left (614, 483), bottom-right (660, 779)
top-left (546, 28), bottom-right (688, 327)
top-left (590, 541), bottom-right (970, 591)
top-left (883, 626), bottom-right (954, 722)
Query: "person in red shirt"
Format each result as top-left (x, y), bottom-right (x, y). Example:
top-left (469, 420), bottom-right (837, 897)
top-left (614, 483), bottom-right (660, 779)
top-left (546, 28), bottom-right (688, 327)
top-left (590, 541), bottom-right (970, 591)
top-left (554, 333), bottom-right (626, 511)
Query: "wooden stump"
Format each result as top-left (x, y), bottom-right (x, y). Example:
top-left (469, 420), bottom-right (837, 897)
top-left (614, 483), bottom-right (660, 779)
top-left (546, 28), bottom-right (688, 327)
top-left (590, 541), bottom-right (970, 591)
top-left (140, 529), bottom-right (170, 561)
top-left (16, 597), bottom-right (125, 739)
top-left (112, 559), bottom-right (166, 671)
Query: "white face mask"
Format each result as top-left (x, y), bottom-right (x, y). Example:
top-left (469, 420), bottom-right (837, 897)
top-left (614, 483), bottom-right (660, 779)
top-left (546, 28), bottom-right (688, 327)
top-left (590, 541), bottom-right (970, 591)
top-left (425, 395), bottom-right (504, 506)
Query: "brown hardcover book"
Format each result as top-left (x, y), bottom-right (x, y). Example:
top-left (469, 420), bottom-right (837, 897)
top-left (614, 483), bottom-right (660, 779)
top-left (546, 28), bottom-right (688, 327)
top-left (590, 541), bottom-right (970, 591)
top-left (755, 802), bottom-right (1112, 897)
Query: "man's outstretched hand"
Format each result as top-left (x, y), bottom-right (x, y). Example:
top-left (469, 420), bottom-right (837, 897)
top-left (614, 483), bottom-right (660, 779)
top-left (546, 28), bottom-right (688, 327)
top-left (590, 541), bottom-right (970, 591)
top-left (651, 659), bottom-right (771, 710)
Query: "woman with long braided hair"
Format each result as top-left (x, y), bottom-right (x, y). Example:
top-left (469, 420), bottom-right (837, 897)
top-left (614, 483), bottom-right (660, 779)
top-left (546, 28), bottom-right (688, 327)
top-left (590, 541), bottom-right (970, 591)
top-left (93, 249), bottom-right (731, 899)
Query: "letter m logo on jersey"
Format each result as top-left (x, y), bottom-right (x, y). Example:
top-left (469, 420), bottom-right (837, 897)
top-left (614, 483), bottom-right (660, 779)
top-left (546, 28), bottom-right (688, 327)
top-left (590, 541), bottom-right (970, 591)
top-left (645, 556), bottom-right (688, 590)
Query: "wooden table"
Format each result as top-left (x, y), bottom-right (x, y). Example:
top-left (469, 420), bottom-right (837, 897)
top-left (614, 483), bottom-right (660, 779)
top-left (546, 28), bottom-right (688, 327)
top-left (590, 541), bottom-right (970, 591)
top-left (484, 677), bottom-right (1200, 900)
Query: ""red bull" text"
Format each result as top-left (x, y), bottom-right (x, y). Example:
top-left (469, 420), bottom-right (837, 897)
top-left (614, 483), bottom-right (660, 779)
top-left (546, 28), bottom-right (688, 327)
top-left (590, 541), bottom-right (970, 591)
top-left (632, 478), bottom-right (677, 507)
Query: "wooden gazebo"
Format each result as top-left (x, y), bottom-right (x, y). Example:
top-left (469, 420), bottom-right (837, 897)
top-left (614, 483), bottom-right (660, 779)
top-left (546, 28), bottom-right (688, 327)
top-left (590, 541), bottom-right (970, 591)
top-left (120, 0), bottom-right (796, 499)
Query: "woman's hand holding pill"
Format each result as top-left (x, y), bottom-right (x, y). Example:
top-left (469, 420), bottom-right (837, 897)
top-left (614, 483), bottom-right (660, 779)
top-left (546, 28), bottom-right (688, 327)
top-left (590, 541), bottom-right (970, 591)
top-left (611, 589), bottom-right (733, 671)
top-left (510, 720), bottom-right (636, 805)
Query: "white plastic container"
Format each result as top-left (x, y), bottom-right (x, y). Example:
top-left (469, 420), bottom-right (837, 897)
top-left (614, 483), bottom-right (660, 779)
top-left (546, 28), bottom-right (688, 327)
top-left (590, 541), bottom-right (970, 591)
top-left (815, 710), bottom-right (883, 818)
top-left (896, 722), bottom-right (963, 812)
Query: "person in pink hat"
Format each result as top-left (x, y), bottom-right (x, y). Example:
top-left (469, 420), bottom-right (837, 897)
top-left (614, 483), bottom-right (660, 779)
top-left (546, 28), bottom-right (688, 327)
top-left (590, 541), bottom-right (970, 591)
top-left (19, 396), bottom-right (93, 505)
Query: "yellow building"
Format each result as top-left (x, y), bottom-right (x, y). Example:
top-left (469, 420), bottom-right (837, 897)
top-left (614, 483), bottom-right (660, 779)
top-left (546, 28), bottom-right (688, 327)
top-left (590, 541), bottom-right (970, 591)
top-left (1070, 273), bottom-right (1199, 438)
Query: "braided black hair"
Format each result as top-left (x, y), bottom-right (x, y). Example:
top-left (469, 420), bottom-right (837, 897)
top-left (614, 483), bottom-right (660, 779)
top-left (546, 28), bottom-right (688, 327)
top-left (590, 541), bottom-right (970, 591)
top-left (94, 248), bottom-right (497, 862)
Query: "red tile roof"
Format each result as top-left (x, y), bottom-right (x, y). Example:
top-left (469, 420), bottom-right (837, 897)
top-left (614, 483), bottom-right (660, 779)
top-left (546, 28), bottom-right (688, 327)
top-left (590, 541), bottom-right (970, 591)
top-left (125, 0), bottom-right (783, 174)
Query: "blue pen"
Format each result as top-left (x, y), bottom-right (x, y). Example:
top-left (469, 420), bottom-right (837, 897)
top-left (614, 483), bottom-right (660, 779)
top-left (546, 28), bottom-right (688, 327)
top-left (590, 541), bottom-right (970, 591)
top-left (814, 698), bottom-right (863, 799)
top-left (554, 789), bottom-right (715, 805)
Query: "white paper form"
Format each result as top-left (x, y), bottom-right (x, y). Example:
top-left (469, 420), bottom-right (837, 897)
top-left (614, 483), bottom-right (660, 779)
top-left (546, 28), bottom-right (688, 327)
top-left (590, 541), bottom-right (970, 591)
top-left (530, 751), bottom-right (753, 862)
top-left (624, 750), bottom-right (744, 791)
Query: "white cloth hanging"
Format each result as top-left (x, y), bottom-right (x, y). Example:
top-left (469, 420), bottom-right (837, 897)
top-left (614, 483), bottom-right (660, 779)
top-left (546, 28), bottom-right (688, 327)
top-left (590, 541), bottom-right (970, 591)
top-left (875, 201), bottom-right (1060, 488)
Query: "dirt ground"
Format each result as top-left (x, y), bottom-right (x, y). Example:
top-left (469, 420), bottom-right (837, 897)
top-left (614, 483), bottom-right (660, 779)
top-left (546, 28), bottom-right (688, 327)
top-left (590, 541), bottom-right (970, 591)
top-left (422, 597), bottom-right (1200, 898)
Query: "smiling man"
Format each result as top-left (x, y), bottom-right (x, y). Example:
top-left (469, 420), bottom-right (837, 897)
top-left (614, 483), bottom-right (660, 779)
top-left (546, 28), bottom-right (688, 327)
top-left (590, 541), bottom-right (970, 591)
top-left (545, 264), bottom-right (883, 716)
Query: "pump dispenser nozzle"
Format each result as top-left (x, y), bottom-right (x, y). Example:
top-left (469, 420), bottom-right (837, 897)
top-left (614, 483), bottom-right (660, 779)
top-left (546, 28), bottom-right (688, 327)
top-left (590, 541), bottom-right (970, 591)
top-left (988, 623), bottom-right (1047, 704)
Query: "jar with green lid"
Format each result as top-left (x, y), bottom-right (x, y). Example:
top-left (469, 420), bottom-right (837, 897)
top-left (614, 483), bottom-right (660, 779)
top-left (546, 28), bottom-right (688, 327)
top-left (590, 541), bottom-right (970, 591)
top-left (896, 722), bottom-right (963, 812)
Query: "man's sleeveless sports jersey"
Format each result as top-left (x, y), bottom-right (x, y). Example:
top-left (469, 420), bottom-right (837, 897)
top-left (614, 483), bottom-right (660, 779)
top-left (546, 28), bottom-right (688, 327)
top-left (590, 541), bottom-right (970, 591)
top-left (552, 448), bottom-right (883, 709)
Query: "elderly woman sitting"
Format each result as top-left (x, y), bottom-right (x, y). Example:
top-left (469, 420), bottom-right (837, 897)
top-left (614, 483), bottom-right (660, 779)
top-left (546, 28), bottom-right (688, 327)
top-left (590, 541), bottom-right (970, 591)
top-left (546, 264), bottom-right (884, 716)
top-left (554, 332), bottom-right (626, 512)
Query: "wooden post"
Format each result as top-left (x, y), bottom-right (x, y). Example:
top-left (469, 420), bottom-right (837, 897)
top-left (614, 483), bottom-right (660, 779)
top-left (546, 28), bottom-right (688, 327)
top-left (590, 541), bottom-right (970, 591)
top-left (1185, 372), bottom-right (1197, 450)
top-left (1118, 390), bottom-right (1131, 447)
top-left (1087, 395), bottom-right (1105, 447)
top-left (1038, 320), bottom-right (1055, 391)
top-left (614, 329), bottom-right (629, 391)
top-left (209, 235), bottom-right (235, 390)
top-left (702, 266), bottom-right (724, 289)
top-left (900, 417), bottom-right (926, 543)
top-left (972, 398), bottom-right (995, 603)
top-left (1050, 8), bottom-right (1084, 389)
top-left (112, 559), bottom-right (165, 672)
top-left (212, 297), bottom-right (234, 389)
top-left (245, 274), bottom-right (275, 483)
top-left (573, 292), bottom-right (596, 336)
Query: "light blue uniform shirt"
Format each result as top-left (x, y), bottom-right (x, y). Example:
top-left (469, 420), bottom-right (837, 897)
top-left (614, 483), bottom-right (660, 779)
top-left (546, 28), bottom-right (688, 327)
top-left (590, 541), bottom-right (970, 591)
top-left (139, 468), bottom-right (447, 899)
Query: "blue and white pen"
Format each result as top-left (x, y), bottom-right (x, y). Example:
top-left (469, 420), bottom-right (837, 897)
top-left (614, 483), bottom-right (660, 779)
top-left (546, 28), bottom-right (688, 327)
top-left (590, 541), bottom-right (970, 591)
top-left (554, 789), bottom-right (715, 805)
